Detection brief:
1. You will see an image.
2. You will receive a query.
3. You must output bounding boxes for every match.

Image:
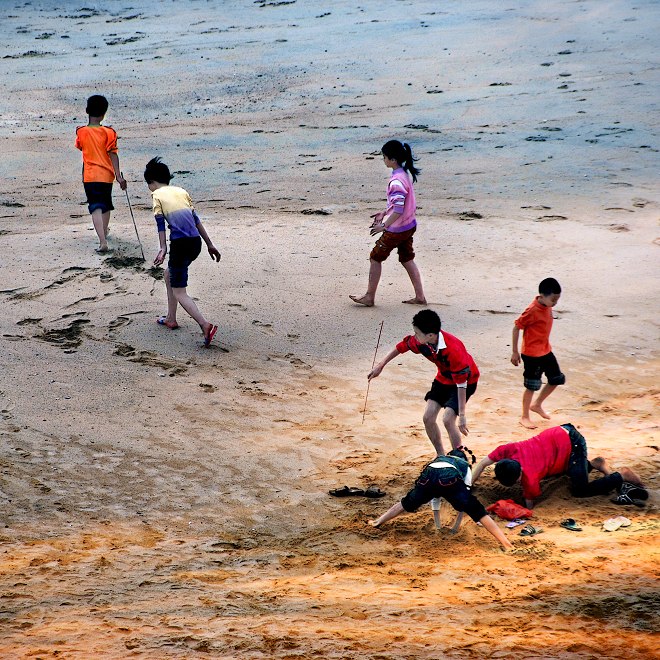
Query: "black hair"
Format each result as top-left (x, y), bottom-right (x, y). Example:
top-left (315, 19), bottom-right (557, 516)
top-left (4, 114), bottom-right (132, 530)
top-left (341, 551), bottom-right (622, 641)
top-left (494, 459), bottom-right (522, 487)
top-left (381, 140), bottom-right (420, 182)
top-left (144, 157), bottom-right (172, 185)
top-left (538, 277), bottom-right (561, 296)
top-left (448, 446), bottom-right (476, 465)
top-left (86, 94), bottom-right (109, 117)
top-left (412, 309), bottom-right (441, 335)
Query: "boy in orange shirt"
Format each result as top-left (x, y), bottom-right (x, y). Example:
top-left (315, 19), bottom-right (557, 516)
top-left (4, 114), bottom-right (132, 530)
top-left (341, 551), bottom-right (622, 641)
top-left (75, 95), bottom-right (127, 253)
top-left (511, 278), bottom-right (564, 429)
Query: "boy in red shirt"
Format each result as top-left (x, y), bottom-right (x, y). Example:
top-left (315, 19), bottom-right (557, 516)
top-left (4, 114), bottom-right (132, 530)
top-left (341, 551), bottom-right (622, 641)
top-left (471, 424), bottom-right (646, 508)
top-left (75, 95), bottom-right (127, 253)
top-left (511, 277), bottom-right (564, 429)
top-left (368, 309), bottom-right (479, 455)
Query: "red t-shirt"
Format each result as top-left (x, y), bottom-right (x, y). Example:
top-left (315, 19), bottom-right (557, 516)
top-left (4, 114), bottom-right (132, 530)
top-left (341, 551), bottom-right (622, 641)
top-left (514, 298), bottom-right (553, 357)
top-left (488, 426), bottom-right (571, 500)
top-left (395, 332), bottom-right (480, 386)
top-left (75, 125), bottom-right (118, 183)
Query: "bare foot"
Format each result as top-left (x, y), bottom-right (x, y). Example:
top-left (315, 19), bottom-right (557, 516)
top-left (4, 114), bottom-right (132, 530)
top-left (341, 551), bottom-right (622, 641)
top-left (519, 417), bottom-right (537, 430)
top-left (530, 404), bottom-right (551, 419)
top-left (350, 294), bottom-right (374, 307)
top-left (95, 245), bottom-right (111, 254)
top-left (618, 466), bottom-right (645, 487)
top-left (402, 297), bottom-right (427, 305)
top-left (590, 456), bottom-right (612, 475)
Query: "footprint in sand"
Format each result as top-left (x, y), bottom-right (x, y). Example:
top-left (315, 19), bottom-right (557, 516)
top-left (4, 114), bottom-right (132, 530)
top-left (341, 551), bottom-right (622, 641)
top-left (252, 320), bottom-right (274, 334)
top-left (535, 215), bottom-right (568, 222)
top-left (108, 316), bottom-right (131, 332)
top-left (37, 318), bottom-right (90, 350)
top-left (468, 309), bottom-right (515, 315)
top-left (228, 303), bottom-right (247, 311)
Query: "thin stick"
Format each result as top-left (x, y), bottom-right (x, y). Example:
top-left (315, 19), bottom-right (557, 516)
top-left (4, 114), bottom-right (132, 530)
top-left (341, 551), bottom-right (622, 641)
top-left (122, 175), bottom-right (145, 260)
top-left (362, 320), bottom-right (384, 423)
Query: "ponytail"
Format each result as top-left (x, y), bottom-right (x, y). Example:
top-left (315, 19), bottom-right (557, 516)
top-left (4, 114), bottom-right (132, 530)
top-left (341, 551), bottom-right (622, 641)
top-left (381, 139), bottom-right (421, 182)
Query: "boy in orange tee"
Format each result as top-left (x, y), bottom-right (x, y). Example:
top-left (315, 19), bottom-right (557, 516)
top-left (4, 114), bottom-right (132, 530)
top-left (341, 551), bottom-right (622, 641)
top-left (75, 95), bottom-right (127, 253)
top-left (511, 278), bottom-right (564, 429)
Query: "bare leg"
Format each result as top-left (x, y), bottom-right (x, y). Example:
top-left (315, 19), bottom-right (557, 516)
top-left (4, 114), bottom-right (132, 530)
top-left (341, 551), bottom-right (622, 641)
top-left (530, 384), bottom-right (557, 419)
top-left (162, 269), bottom-right (179, 326)
top-left (520, 388), bottom-right (537, 429)
top-left (350, 259), bottom-right (381, 307)
top-left (450, 512), bottom-right (464, 534)
top-left (442, 407), bottom-right (462, 450)
top-left (618, 466), bottom-right (645, 487)
top-left (172, 286), bottom-right (213, 336)
top-left (401, 259), bottom-right (426, 304)
top-left (423, 400), bottom-right (445, 455)
top-left (102, 210), bottom-right (111, 237)
top-left (91, 209), bottom-right (108, 251)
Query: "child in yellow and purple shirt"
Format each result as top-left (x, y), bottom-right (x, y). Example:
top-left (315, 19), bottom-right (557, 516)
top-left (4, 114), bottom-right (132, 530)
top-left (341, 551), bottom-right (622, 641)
top-left (144, 157), bottom-right (220, 348)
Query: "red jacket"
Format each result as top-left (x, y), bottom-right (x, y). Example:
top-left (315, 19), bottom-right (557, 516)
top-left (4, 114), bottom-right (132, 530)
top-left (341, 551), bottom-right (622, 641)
top-left (396, 332), bottom-right (480, 386)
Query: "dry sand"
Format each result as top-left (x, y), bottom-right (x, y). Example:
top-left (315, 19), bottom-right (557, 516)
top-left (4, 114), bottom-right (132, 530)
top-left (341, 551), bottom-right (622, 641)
top-left (1, 0), bottom-right (659, 658)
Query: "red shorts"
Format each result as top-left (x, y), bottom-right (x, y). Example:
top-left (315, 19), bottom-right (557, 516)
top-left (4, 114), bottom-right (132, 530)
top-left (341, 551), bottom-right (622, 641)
top-left (370, 227), bottom-right (416, 263)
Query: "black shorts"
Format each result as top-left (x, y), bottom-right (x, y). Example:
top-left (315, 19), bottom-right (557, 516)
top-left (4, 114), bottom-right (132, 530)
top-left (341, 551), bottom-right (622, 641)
top-left (521, 352), bottom-right (565, 391)
top-left (424, 380), bottom-right (477, 414)
top-left (83, 182), bottom-right (114, 214)
top-left (168, 236), bottom-right (202, 288)
top-left (401, 480), bottom-right (487, 523)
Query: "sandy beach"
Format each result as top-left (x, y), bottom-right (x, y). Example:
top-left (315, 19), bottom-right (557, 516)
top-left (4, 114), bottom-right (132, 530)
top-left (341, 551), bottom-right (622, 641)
top-left (1, 0), bottom-right (659, 657)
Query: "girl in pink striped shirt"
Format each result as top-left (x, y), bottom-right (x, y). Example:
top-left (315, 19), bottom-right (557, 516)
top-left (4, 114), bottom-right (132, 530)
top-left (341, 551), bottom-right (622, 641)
top-left (350, 140), bottom-right (426, 307)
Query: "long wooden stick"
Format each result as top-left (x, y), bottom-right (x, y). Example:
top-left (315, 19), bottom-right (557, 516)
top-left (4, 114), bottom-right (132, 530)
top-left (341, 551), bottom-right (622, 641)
top-left (122, 175), bottom-right (145, 261)
top-left (362, 320), bottom-right (384, 423)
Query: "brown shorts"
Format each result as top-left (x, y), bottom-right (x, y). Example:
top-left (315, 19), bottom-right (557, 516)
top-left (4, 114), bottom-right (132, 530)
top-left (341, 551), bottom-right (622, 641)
top-left (370, 227), bottom-right (416, 263)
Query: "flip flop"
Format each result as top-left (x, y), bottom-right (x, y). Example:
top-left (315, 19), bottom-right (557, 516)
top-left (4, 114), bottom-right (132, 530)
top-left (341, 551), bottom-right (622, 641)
top-left (156, 316), bottom-right (179, 330)
top-left (364, 485), bottom-right (386, 498)
top-left (329, 486), bottom-right (365, 497)
top-left (519, 524), bottom-right (543, 537)
top-left (204, 324), bottom-right (218, 347)
top-left (560, 518), bottom-right (582, 532)
top-left (603, 517), bottom-right (623, 532)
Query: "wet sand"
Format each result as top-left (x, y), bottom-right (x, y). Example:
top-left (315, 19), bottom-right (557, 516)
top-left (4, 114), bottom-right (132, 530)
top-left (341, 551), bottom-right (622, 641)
top-left (1, 1), bottom-right (659, 658)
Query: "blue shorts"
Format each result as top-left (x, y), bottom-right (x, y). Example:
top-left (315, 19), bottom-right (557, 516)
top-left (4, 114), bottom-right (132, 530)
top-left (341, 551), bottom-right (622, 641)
top-left (522, 352), bottom-right (565, 391)
top-left (168, 236), bottom-right (202, 288)
top-left (84, 182), bottom-right (114, 214)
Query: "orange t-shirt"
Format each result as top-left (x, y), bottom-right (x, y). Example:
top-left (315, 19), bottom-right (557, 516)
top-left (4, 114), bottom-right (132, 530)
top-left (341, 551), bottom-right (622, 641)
top-left (514, 298), bottom-right (553, 357)
top-left (75, 125), bottom-right (118, 183)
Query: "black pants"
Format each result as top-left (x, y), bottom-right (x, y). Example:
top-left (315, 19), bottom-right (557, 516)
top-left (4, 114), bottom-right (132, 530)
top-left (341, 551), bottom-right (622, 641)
top-left (563, 424), bottom-right (622, 497)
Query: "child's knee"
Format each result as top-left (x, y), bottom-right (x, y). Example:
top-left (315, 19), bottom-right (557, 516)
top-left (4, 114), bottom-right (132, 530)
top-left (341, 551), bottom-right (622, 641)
top-left (523, 378), bottom-right (542, 391)
top-left (423, 410), bottom-right (439, 427)
top-left (442, 408), bottom-right (457, 427)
